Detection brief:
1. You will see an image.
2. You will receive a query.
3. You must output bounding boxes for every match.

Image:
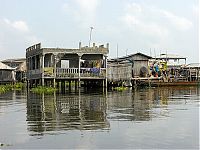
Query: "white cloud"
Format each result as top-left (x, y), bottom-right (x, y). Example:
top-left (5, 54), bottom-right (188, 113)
top-left (62, 0), bottom-right (100, 27)
top-left (76, 0), bottom-right (99, 13)
top-left (3, 18), bottom-right (29, 32)
top-left (123, 14), bottom-right (140, 27)
top-left (0, 18), bottom-right (39, 60)
top-left (126, 2), bottom-right (142, 14)
top-left (121, 2), bottom-right (193, 39)
top-left (192, 4), bottom-right (199, 15)
top-left (121, 3), bottom-right (169, 39)
top-left (161, 10), bottom-right (193, 30)
top-left (12, 21), bottom-right (29, 32)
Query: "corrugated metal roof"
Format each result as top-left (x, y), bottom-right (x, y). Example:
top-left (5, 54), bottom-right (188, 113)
top-left (155, 54), bottom-right (186, 59)
top-left (0, 62), bottom-right (15, 70)
top-left (185, 63), bottom-right (200, 68)
top-left (1, 58), bottom-right (26, 63)
top-left (108, 52), bottom-right (152, 62)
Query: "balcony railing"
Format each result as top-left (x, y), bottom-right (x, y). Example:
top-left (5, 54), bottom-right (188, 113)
top-left (56, 68), bottom-right (106, 78)
top-left (28, 67), bottom-right (106, 79)
top-left (56, 68), bottom-right (78, 78)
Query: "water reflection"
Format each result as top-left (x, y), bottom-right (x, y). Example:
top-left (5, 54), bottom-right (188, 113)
top-left (106, 86), bottom-right (200, 121)
top-left (26, 86), bottom-right (200, 137)
top-left (0, 86), bottom-right (199, 148)
top-left (26, 90), bottom-right (109, 136)
top-left (0, 90), bottom-right (26, 110)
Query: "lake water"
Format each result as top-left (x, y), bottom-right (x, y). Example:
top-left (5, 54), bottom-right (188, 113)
top-left (0, 86), bottom-right (199, 149)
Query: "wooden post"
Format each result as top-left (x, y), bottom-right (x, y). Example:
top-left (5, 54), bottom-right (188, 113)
top-left (27, 80), bottom-right (30, 91)
top-left (56, 81), bottom-right (60, 90)
top-left (69, 80), bottom-right (71, 90)
top-left (75, 80), bottom-right (78, 89)
top-left (61, 81), bottom-right (65, 92)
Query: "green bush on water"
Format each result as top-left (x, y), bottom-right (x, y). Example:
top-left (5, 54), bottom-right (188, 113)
top-left (30, 86), bottom-right (57, 94)
top-left (0, 83), bottom-right (25, 94)
top-left (113, 86), bottom-right (128, 91)
top-left (0, 85), bottom-right (11, 93)
top-left (12, 82), bottom-right (24, 89)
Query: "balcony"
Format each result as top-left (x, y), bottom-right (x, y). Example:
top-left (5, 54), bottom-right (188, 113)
top-left (40, 67), bottom-right (106, 79)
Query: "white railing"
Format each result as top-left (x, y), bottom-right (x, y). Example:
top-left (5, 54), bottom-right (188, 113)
top-left (56, 68), bottom-right (106, 78)
top-left (56, 68), bottom-right (79, 78)
top-left (27, 68), bottom-right (106, 78)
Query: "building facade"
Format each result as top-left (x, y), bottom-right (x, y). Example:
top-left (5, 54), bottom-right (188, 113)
top-left (26, 42), bottom-right (109, 88)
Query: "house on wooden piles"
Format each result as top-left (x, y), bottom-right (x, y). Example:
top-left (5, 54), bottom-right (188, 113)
top-left (26, 42), bottom-right (109, 88)
top-left (148, 54), bottom-right (188, 81)
top-left (1, 58), bottom-right (26, 82)
top-left (182, 63), bottom-right (200, 81)
top-left (0, 62), bottom-right (15, 84)
top-left (153, 53), bottom-right (187, 69)
top-left (108, 52), bottom-right (152, 86)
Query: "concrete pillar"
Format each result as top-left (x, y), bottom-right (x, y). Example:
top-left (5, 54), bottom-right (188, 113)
top-left (34, 55), bottom-right (37, 70)
top-left (78, 55), bottom-right (81, 88)
top-left (30, 56), bottom-right (32, 70)
top-left (79, 42), bottom-right (81, 49)
top-left (28, 57), bottom-right (30, 70)
top-left (41, 54), bottom-right (45, 86)
top-left (105, 55), bottom-right (108, 88)
top-left (53, 54), bottom-right (57, 88)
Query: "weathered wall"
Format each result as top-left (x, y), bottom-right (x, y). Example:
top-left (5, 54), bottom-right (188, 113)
top-left (0, 70), bottom-right (15, 82)
top-left (133, 61), bottom-right (148, 77)
top-left (108, 63), bottom-right (132, 81)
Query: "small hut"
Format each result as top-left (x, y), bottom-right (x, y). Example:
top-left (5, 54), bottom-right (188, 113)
top-left (1, 58), bottom-right (26, 82)
top-left (0, 62), bottom-right (15, 84)
top-left (109, 52), bottom-right (152, 78)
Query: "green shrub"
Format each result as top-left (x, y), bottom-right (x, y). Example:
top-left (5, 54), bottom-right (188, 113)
top-left (113, 86), bottom-right (128, 91)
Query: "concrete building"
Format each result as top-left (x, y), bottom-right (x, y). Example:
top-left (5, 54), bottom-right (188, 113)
top-left (26, 42), bottom-right (109, 88)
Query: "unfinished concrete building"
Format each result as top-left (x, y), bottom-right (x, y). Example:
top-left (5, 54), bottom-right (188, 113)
top-left (26, 42), bottom-right (109, 88)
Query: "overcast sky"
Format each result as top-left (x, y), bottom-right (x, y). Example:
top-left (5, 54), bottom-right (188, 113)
top-left (0, 0), bottom-right (199, 63)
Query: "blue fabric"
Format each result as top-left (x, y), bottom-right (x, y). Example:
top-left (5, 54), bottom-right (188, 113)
top-left (90, 67), bottom-right (100, 74)
top-left (155, 66), bottom-right (159, 72)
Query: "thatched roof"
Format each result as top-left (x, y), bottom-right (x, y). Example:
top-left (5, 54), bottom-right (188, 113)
top-left (0, 62), bottom-right (15, 70)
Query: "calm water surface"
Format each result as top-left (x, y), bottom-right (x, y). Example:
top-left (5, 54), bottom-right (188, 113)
top-left (0, 86), bottom-right (199, 149)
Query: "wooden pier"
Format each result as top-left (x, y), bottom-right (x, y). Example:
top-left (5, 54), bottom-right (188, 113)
top-left (26, 42), bottom-right (109, 89)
